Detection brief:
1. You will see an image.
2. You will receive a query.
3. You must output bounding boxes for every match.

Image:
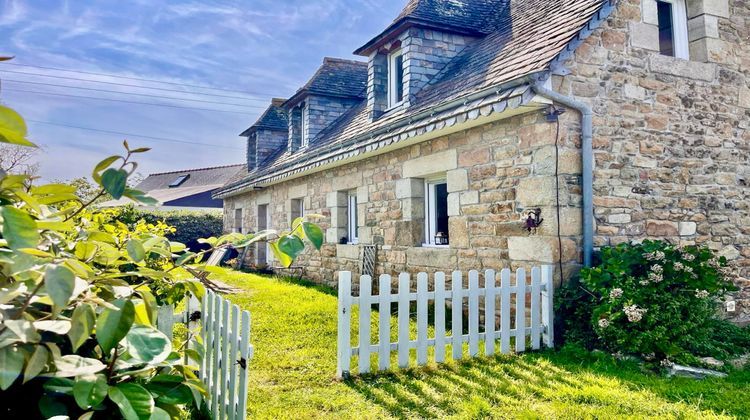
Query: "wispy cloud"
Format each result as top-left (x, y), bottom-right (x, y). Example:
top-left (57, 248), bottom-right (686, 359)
top-left (0, 0), bottom-right (403, 180)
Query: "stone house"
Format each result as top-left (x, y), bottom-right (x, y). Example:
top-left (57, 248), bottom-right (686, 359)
top-left (216, 0), bottom-right (750, 324)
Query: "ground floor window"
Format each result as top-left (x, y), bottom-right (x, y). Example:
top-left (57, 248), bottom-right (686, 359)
top-left (234, 208), bottom-right (243, 233)
top-left (424, 179), bottom-right (449, 246)
top-left (291, 198), bottom-right (304, 222)
top-left (257, 204), bottom-right (269, 264)
top-left (347, 191), bottom-right (358, 244)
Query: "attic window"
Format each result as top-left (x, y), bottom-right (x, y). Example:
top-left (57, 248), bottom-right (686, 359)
top-left (301, 104), bottom-right (309, 148)
top-left (169, 175), bottom-right (189, 188)
top-left (656, 0), bottom-right (689, 59)
top-left (388, 49), bottom-right (404, 108)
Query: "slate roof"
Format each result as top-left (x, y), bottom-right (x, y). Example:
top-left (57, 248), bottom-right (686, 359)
top-left (136, 164), bottom-right (245, 191)
top-left (240, 98), bottom-right (288, 136)
top-left (284, 57), bottom-right (368, 107)
top-left (217, 0), bottom-right (614, 197)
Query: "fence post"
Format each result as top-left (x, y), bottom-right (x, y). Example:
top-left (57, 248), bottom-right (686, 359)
top-left (397, 273), bottom-right (410, 369)
top-left (337, 271), bottom-right (352, 378)
top-left (358, 275), bottom-right (372, 374)
top-left (541, 265), bottom-right (555, 348)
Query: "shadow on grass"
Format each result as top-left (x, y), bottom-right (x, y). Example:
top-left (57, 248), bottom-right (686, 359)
top-left (344, 348), bottom-right (750, 418)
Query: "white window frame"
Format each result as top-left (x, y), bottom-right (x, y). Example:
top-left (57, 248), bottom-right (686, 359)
top-left (347, 191), bottom-right (358, 244)
top-left (387, 49), bottom-right (404, 108)
top-left (656, 0), bottom-right (689, 60)
top-left (300, 104), bottom-right (309, 148)
top-left (423, 178), bottom-right (449, 248)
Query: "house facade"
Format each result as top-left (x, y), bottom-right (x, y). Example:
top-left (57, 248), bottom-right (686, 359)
top-left (216, 0), bottom-right (749, 324)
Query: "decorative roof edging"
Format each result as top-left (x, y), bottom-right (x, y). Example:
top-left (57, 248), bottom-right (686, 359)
top-left (215, 82), bottom-right (540, 198)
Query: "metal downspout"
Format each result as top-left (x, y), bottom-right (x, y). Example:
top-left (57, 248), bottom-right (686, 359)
top-left (531, 83), bottom-right (594, 267)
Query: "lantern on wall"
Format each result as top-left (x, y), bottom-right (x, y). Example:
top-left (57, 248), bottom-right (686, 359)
top-left (435, 231), bottom-right (449, 245)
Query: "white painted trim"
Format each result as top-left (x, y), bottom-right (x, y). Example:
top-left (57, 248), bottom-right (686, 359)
top-left (347, 191), bottom-right (358, 244)
top-left (300, 103), bottom-right (309, 148)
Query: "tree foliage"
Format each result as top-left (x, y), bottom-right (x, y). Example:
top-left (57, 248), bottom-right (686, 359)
top-left (0, 101), bottom-right (323, 418)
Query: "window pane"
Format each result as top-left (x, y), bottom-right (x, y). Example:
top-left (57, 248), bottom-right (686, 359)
top-left (234, 209), bottom-right (243, 233)
top-left (395, 55), bottom-right (404, 103)
top-left (657, 1), bottom-right (674, 56)
top-left (435, 183), bottom-right (449, 241)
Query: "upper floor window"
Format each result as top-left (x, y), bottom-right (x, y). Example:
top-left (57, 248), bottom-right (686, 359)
top-left (347, 191), bottom-right (358, 244)
top-left (388, 49), bottom-right (404, 108)
top-left (300, 104), bottom-right (309, 148)
top-left (424, 179), bottom-right (449, 246)
top-left (656, 0), bottom-right (689, 59)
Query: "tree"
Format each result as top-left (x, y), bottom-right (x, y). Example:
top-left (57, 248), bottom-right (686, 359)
top-left (0, 143), bottom-right (39, 175)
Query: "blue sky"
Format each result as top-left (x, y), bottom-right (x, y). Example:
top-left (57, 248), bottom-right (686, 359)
top-left (0, 0), bottom-right (403, 180)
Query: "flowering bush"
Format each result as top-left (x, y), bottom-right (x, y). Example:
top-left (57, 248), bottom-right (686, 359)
top-left (577, 240), bottom-right (737, 363)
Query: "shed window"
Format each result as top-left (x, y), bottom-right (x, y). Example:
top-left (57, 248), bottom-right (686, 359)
top-left (388, 50), bottom-right (404, 107)
top-left (169, 174), bottom-right (189, 188)
top-left (234, 208), bottom-right (243, 233)
top-left (347, 191), bottom-right (358, 244)
top-left (656, 0), bottom-right (689, 59)
top-left (424, 179), bottom-right (449, 246)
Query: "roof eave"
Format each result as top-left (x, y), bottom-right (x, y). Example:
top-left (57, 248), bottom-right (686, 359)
top-left (354, 17), bottom-right (482, 56)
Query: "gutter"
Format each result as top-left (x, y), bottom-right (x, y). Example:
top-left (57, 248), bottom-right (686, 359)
top-left (216, 72), bottom-right (544, 198)
top-left (531, 83), bottom-right (594, 268)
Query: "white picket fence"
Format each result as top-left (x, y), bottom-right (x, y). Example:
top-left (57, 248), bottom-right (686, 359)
top-left (158, 290), bottom-right (253, 420)
top-left (336, 266), bottom-right (554, 377)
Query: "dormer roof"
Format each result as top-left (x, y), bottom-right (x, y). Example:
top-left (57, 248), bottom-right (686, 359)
top-left (240, 98), bottom-right (288, 136)
top-left (354, 0), bottom-right (507, 56)
top-left (283, 57), bottom-right (368, 108)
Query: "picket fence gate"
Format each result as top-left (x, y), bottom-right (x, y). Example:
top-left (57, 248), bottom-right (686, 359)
top-left (158, 290), bottom-right (253, 420)
top-left (336, 265), bottom-right (554, 377)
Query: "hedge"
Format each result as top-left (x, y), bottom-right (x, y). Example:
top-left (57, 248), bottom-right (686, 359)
top-left (114, 206), bottom-right (224, 251)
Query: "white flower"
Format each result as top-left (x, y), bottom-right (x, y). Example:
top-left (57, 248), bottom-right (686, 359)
top-left (609, 288), bottom-right (623, 300)
top-left (647, 272), bottom-right (663, 283)
top-left (674, 262), bottom-right (684, 271)
top-left (660, 358), bottom-right (674, 368)
top-left (623, 304), bottom-right (647, 322)
top-left (681, 252), bottom-right (695, 262)
top-left (639, 279), bottom-right (650, 286)
top-left (644, 251), bottom-right (665, 261)
top-left (598, 318), bottom-right (610, 328)
top-left (651, 264), bottom-right (663, 274)
top-left (695, 289), bottom-right (709, 299)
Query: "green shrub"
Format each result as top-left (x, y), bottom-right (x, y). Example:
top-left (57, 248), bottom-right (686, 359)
top-left (114, 207), bottom-right (223, 251)
top-left (566, 240), bottom-right (743, 364)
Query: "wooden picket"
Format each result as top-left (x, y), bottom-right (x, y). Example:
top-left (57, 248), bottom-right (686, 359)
top-left (337, 265), bottom-right (554, 377)
top-left (159, 290), bottom-right (253, 420)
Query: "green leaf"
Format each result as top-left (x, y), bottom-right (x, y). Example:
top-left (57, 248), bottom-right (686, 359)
top-left (3, 319), bottom-right (40, 343)
top-left (122, 325), bottom-right (172, 365)
top-left (95, 299), bottom-right (135, 355)
top-left (129, 147), bottom-right (151, 154)
top-left (138, 289), bottom-right (158, 326)
top-left (150, 407), bottom-right (170, 420)
top-left (45, 265), bottom-right (76, 308)
top-left (174, 251), bottom-right (196, 266)
top-left (277, 235), bottom-right (305, 260)
top-left (34, 320), bottom-right (72, 334)
top-left (0, 105), bottom-right (36, 146)
top-left (38, 395), bottom-right (68, 419)
top-left (73, 374), bottom-right (108, 410)
top-left (302, 222), bottom-right (324, 250)
top-left (92, 155), bottom-right (120, 182)
top-left (270, 242), bottom-right (293, 268)
top-left (43, 377), bottom-right (75, 395)
top-left (0, 345), bottom-right (24, 390)
top-left (123, 188), bottom-right (158, 205)
top-left (1, 206), bottom-right (39, 250)
top-left (69, 303), bottom-right (96, 351)
top-left (74, 241), bottom-right (99, 261)
top-left (108, 383), bottom-right (155, 420)
top-left (53, 355), bottom-right (105, 377)
top-left (145, 375), bottom-right (193, 405)
top-left (127, 239), bottom-right (146, 262)
top-left (100, 168), bottom-right (128, 199)
top-left (23, 345), bottom-right (49, 383)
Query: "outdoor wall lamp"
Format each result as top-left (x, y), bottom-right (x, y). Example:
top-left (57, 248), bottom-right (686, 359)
top-left (524, 208), bottom-right (544, 234)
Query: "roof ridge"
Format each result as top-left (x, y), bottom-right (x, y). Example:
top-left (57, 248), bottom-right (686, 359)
top-left (322, 57), bottom-right (367, 66)
top-left (148, 163), bottom-right (244, 177)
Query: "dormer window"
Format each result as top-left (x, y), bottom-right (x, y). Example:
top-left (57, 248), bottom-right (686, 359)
top-left (656, 0), bottom-right (688, 59)
top-left (169, 175), bottom-right (189, 188)
top-left (388, 49), bottom-right (404, 108)
top-left (301, 103), bottom-right (309, 148)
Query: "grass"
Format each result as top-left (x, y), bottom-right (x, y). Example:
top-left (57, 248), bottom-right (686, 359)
top-left (213, 270), bottom-right (750, 419)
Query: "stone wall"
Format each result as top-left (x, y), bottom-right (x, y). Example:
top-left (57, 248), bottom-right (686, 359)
top-left (224, 111), bottom-right (583, 288)
top-left (556, 0), bottom-right (749, 323)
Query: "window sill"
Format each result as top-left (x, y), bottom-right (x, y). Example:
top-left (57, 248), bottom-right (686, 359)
top-left (421, 243), bottom-right (450, 249)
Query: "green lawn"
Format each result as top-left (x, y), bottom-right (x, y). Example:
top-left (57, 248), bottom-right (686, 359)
top-left (214, 270), bottom-right (750, 419)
